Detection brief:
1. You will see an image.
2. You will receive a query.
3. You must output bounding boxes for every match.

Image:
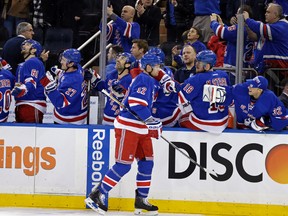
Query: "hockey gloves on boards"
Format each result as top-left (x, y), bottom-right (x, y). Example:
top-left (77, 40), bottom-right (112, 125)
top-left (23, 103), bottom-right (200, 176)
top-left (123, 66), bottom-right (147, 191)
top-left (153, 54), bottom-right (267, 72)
top-left (145, 116), bottom-right (162, 139)
top-left (244, 117), bottom-right (269, 132)
top-left (203, 84), bottom-right (226, 105)
top-left (11, 83), bottom-right (28, 98)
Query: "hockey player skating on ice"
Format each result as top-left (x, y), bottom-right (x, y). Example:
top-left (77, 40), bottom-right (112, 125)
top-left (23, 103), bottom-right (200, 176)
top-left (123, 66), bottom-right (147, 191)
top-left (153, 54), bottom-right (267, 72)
top-left (85, 53), bottom-right (162, 215)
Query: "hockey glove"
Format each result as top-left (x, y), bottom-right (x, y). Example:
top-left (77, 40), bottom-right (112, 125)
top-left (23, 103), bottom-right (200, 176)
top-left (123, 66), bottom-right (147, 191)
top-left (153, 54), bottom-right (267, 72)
top-left (203, 84), bottom-right (226, 104)
top-left (244, 118), bottom-right (253, 127)
top-left (11, 84), bottom-right (28, 98)
top-left (50, 65), bottom-right (63, 76)
top-left (44, 80), bottom-right (58, 94)
top-left (111, 79), bottom-right (125, 98)
top-left (145, 117), bottom-right (162, 139)
top-left (250, 117), bottom-right (269, 132)
top-left (40, 75), bottom-right (58, 93)
top-left (84, 68), bottom-right (102, 88)
top-left (0, 59), bottom-right (12, 70)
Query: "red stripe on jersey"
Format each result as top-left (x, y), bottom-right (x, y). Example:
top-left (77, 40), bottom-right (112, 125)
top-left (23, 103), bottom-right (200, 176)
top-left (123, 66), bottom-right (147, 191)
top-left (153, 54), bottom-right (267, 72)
top-left (103, 176), bottom-right (117, 187)
top-left (191, 115), bottom-right (228, 126)
top-left (263, 24), bottom-right (268, 39)
top-left (128, 99), bottom-right (147, 107)
top-left (163, 108), bottom-right (181, 125)
top-left (54, 111), bottom-right (87, 122)
top-left (116, 116), bottom-right (147, 129)
top-left (125, 23), bottom-right (131, 38)
top-left (217, 25), bottom-right (224, 38)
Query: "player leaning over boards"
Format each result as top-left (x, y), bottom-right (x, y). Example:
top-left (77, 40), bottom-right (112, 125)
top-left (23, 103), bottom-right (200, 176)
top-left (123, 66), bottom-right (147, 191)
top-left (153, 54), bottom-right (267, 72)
top-left (227, 76), bottom-right (288, 132)
top-left (85, 53), bottom-right (162, 215)
top-left (153, 49), bottom-right (231, 134)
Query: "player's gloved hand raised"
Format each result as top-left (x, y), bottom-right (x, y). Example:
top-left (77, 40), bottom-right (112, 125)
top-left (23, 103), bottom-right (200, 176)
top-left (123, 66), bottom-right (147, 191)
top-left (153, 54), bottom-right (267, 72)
top-left (111, 79), bottom-right (126, 98)
top-left (84, 68), bottom-right (102, 88)
top-left (50, 65), bottom-right (63, 76)
top-left (11, 83), bottom-right (28, 98)
top-left (145, 117), bottom-right (162, 139)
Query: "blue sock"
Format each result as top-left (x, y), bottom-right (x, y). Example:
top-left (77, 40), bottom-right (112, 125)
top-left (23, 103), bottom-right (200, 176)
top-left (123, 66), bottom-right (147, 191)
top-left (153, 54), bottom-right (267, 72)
top-left (136, 160), bottom-right (154, 197)
top-left (99, 162), bottom-right (131, 194)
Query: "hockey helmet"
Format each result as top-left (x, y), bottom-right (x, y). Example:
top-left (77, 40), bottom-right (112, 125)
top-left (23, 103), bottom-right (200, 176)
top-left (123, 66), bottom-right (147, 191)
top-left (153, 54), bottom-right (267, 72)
top-left (196, 50), bottom-right (217, 67)
top-left (61, 48), bottom-right (82, 66)
top-left (140, 53), bottom-right (161, 70)
top-left (147, 47), bottom-right (165, 64)
top-left (117, 52), bottom-right (135, 64)
top-left (22, 39), bottom-right (43, 57)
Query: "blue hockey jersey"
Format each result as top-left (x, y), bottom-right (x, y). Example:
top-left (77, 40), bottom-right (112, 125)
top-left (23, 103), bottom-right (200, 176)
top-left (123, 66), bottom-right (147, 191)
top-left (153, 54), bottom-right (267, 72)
top-left (0, 69), bottom-right (15, 122)
top-left (14, 57), bottom-right (46, 113)
top-left (46, 68), bottom-right (88, 124)
top-left (179, 70), bottom-right (231, 133)
top-left (231, 82), bottom-right (288, 131)
top-left (103, 16), bottom-right (140, 52)
top-left (245, 18), bottom-right (288, 69)
top-left (210, 21), bottom-right (254, 67)
top-left (114, 72), bottom-right (156, 134)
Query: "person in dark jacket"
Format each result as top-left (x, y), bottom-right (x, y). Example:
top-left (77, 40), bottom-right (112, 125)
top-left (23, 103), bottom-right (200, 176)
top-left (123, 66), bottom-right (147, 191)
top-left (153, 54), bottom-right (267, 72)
top-left (134, 0), bottom-right (162, 46)
top-left (164, 0), bottom-right (194, 43)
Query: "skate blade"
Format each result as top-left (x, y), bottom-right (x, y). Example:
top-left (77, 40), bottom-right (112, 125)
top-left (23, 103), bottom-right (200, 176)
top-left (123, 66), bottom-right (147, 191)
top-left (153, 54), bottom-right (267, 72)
top-left (134, 208), bottom-right (158, 215)
top-left (85, 197), bottom-right (106, 215)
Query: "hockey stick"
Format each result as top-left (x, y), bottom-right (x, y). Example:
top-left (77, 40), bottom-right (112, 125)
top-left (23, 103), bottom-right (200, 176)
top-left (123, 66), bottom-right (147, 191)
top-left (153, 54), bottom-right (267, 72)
top-left (101, 89), bottom-right (218, 177)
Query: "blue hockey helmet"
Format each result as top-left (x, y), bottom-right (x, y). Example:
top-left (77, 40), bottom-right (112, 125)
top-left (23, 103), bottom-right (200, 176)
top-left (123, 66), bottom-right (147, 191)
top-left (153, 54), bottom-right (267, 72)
top-left (22, 39), bottom-right (43, 57)
top-left (140, 53), bottom-right (161, 70)
top-left (61, 48), bottom-right (82, 66)
top-left (117, 52), bottom-right (135, 64)
top-left (196, 50), bottom-right (217, 67)
top-left (147, 47), bottom-right (165, 63)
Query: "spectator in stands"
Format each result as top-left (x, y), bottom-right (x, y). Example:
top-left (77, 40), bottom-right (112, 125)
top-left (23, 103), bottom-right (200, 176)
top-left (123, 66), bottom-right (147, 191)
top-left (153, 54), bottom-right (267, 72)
top-left (207, 35), bottom-right (226, 67)
top-left (2, 22), bottom-right (34, 76)
top-left (2, 0), bottom-right (31, 38)
top-left (103, 5), bottom-right (140, 52)
top-left (192, 0), bottom-right (221, 44)
top-left (11, 39), bottom-right (47, 123)
top-left (164, 0), bottom-right (194, 43)
top-left (109, 0), bottom-right (137, 17)
top-left (134, 0), bottom-right (162, 46)
top-left (173, 44), bottom-right (196, 83)
top-left (106, 45), bottom-right (124, 76)
top-left (0, 57), bottom-right (15, 123)
top-left (40, 49), bottom-right (88, 124)
top-left (210, 5), bottom-right (254, 83)
top-left (57, 0), bottom-right (84, 47)
top-left (172, 26), bottom-right (206, 68)
top-left (243, 3), bottom-right (288, 93)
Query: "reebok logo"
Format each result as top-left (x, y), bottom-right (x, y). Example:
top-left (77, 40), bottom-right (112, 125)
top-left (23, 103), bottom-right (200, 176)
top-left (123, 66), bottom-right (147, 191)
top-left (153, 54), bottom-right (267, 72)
top-left (0, 139), bottom-right (56, 176)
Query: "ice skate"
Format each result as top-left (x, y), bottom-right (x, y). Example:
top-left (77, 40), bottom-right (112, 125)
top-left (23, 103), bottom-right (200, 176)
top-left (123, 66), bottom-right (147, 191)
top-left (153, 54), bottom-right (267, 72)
top-left (85, 188), bottom-right (108, 215)
top-left (134, 190), bottom-right (158, 215)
